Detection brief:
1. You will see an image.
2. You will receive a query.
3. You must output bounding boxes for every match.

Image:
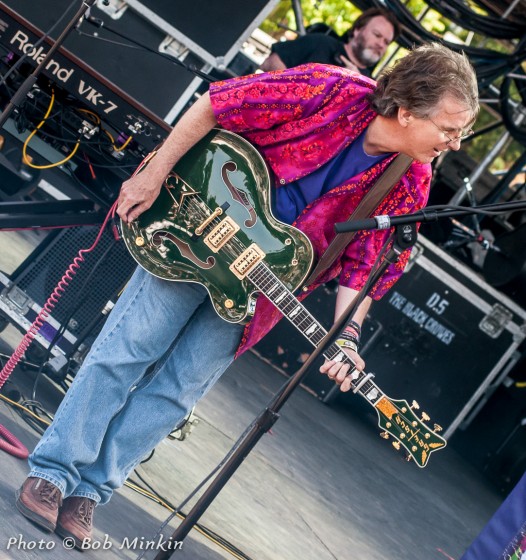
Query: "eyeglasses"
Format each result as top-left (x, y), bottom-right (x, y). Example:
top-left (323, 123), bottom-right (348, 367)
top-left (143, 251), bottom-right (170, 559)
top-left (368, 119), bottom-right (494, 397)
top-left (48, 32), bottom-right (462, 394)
top-left (428, 118), bottom-right (474, 146)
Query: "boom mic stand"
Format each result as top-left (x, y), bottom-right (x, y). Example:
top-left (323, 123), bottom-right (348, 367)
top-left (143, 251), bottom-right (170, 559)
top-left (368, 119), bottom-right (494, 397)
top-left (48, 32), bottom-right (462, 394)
top-left (333, 200), bottom-right (526, 234)
top-left (155, 199), bottom-right (526, 559)
top-left (153, 223), bottom-right (419, 559)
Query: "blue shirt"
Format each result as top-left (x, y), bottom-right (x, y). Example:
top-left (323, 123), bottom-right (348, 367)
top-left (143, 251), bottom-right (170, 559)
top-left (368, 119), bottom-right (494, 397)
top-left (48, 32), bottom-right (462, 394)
top-left (273, 132), bottom-right (391, 224)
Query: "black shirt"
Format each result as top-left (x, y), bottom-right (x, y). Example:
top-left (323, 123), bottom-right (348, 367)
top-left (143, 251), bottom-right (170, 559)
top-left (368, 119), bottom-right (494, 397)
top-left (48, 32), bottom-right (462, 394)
top-left (271, 34), bottom-right (374, 77)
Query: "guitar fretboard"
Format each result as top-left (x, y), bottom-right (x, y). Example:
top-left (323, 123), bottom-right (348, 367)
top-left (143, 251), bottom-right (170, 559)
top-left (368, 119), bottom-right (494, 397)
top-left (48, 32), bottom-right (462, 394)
top-left (248, 262), bottom-right (384, 405)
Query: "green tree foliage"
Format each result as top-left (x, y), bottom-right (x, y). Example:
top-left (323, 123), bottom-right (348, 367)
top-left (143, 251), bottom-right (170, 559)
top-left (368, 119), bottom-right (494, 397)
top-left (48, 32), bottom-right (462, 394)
top-left (261, 0), bottom-right (361, 38)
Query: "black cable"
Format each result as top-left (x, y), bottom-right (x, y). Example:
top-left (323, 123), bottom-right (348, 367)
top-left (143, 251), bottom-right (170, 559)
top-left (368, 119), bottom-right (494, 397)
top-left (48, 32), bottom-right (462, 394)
top-left (499, 67), bottom-right (526, 146)
top-left (129, 471), bottom-right (254, 560)
top-left (424, 0), bottom-right (525, 39)
top-left (77, 20), bottom-right (215, 84)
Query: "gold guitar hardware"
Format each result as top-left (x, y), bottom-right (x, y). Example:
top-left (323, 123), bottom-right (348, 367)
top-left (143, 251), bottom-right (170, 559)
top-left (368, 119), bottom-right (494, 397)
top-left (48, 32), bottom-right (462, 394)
top-left (285, 238), bottom-right (292, 245)
top-left (411, 400), bottom-right (420, 410)
top-left (421, 412), bottom-right (430, 422)
top-left (385, 422), bottom-right (392, 428)
top-left (412, 421), bottom-right (418, 427)
top-left (411, 446), bottom-right (418, 452)
top-left (229, 244), bottom-right (266, 280)
top-left (204, 217), bottom-right (240, 252)
top-left (434, 424), bottom-right (443, 432)
top-left (399, 433), bottom-right (406, 439)
top-left (379, 431), bottom-right (390, 439)
top-left (392, 441), bottom-right (401, 450)
top-left (425, 433), bottom-right (431, 439)
top-left (224, 299), bottom-right (234, 309)
top-left (195, 207), bottom-right (223, 236)
top-left (135, 237), bottom-right (145, 247)
top-left (401, 406), bottom-right (407, 413)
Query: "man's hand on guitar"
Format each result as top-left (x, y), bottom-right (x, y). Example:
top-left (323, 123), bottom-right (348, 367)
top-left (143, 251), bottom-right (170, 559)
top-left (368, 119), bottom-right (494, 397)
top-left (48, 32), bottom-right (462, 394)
top-left (319, 349), bottom-right (365, 393)
top-left (118, 171), bottom-right (162, 224)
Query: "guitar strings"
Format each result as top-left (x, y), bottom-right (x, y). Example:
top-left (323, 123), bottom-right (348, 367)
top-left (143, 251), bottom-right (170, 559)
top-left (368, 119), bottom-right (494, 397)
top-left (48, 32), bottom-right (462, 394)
top-left (179, 193), bottom-right (391, 403)
top-left (178, 193), bottom-right (440, 451)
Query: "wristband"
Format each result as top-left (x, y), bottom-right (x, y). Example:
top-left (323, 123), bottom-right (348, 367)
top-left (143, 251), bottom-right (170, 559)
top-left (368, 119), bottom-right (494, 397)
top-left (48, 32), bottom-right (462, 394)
top-left (339, 329), bottom-right (360, 346)
top-left (345, 320), bottom-right (362, 336)
top-left (336, 338), bottom-right (359, 353)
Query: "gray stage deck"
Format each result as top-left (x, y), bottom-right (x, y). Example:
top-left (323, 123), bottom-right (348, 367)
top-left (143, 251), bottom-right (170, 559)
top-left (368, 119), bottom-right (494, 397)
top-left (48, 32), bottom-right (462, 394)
top-left (0, 349), bottom-right (501, 560)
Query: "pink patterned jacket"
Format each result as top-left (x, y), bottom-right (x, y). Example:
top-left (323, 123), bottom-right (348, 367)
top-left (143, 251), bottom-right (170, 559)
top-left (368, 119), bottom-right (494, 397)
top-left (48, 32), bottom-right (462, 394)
top-left (209, 64), bottom-right (432, 355)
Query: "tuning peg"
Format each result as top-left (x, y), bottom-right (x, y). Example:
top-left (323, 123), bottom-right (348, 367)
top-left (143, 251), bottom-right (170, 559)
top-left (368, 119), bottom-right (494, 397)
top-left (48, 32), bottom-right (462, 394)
top-left (405, 455), bottom-right (413, 462)
top-left (421, 412), bottom-right (430, 422)
top-left (411, 400), bottom-right (420, 410)
top-left (379, 431), bottom-right (390, 439)
top-left (434, 423), bottom-right (443, 432)
top-left (392, 441), bottom-right (401, 450)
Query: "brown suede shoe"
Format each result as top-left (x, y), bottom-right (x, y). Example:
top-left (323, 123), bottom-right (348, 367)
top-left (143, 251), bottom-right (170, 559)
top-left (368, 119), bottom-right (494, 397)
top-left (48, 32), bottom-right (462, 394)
top-left (56, 496), bottom-right (95, 550)
top-left (15, 477), bottom-right (63, 532)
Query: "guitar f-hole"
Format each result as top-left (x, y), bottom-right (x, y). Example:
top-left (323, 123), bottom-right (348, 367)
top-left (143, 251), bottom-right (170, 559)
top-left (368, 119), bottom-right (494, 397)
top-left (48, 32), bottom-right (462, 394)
top-left (222, 162), bottom-right (257, 227)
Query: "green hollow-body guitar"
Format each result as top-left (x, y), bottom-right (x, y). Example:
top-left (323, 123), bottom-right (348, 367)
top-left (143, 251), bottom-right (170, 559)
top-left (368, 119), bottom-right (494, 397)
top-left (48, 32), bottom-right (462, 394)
top-left (122, 128), bottom-right (313, 324)
top-left (121, 129), bottom-right (447, 467)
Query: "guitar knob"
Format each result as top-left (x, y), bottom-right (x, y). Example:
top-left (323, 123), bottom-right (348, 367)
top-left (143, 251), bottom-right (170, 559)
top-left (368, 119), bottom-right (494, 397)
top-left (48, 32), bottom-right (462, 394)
top-left (421, 412), bottom-right (430, 422)
top-left (379, 431), bottom-right (390, 439)
top-left (392, 441), bottom-right (401, 450)
top-left (411, 400), bottom-right (420, 410)
top-left (135, 236), bottom-right (145, 247)
top-left (434, 423), bottom-right (443, 433)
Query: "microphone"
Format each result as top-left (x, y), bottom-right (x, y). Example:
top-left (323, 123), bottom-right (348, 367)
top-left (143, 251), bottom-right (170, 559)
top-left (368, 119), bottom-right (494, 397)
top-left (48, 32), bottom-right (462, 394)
top-left (334, 215), bottom-right (392, 233)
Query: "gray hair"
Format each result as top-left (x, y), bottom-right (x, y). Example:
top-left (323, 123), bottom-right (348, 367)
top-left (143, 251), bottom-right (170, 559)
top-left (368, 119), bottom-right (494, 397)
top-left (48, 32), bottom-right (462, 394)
top-left (369, 43), bottom-right (479, 122)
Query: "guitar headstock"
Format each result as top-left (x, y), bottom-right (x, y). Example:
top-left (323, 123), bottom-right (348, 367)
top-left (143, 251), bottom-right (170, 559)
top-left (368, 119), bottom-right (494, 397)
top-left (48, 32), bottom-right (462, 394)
top-left (374, 396), bottom-right (447, 467)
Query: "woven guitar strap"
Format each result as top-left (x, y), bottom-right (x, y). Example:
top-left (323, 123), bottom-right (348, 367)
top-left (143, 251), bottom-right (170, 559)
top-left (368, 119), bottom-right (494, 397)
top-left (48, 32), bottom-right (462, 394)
top-left (303, 153), bottom-right (413, 288)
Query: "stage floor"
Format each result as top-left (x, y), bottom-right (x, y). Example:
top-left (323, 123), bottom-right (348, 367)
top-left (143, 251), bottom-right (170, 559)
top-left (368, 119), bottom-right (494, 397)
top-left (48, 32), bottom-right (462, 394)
top-left (0, 345), bottom-right (502, 560)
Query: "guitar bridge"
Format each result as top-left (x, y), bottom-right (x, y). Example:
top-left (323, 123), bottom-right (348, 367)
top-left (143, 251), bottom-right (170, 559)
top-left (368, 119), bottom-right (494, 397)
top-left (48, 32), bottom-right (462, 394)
top-left (229, 244), bottom-right (265, 279)
top-left (203, 217), bottom-right (240, 253)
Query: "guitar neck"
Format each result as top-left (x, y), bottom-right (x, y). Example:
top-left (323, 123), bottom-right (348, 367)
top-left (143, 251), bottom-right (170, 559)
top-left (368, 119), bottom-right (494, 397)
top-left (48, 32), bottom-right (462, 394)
top-left (248, 263), bottom-right (384, 405)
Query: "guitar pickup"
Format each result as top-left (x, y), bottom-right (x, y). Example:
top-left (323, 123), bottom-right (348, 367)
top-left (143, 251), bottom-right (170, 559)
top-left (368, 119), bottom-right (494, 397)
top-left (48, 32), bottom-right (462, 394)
top-left (203, 217), bottom-right (240, 253)
top-left (229, 244), bottom-right (265, 279)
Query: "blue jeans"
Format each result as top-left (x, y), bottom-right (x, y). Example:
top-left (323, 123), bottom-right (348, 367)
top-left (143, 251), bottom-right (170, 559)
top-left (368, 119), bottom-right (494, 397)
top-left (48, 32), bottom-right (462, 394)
top-left (28, 267), bottom-right (244, 504)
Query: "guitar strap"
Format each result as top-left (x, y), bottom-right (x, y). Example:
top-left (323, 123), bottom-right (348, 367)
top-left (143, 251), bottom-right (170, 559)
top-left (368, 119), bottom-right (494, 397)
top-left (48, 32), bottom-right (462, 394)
top-left (303, 152), bottom-right (414, 287)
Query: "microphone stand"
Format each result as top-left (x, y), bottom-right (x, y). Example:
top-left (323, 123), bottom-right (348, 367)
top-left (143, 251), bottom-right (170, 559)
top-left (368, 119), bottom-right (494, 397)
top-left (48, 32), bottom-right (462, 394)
top-left (155, 200), bottom-right (526, 558)
top-left (153, 223), bottom-right (419, 559)
top-left (0, 0), bottom-right (99, 129)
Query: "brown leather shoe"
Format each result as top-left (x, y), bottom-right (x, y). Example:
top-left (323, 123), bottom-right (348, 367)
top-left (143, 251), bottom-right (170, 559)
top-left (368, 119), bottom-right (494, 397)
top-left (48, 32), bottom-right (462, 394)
top-left (56, 496), bottom-right (95, 550)
top-left (15, 477), bottom-right (63, 532)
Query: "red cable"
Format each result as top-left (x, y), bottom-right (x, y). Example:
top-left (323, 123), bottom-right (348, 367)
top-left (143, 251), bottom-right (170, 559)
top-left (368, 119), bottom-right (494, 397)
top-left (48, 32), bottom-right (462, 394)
top-left (0, 201), bottom-right (118, 391)
top-left (0, 202), bottom-right (117, 459)
top-left (0, 150), bottom-right (147, 458)
top-left (0, 425), bottom-right (29, 459)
